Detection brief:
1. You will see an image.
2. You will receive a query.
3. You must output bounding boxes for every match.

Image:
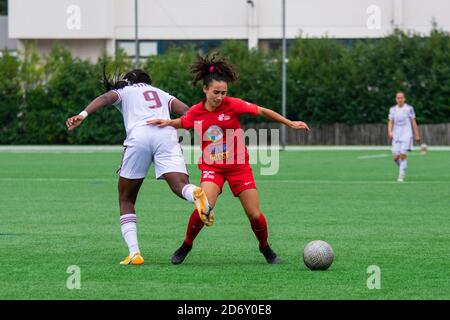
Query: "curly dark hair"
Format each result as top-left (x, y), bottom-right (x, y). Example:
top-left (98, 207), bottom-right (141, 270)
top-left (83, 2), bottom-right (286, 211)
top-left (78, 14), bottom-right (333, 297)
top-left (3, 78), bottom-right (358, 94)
top-left (190, 52), bottom-right (238, 87)
top-left (102, 66), bottom-right (152, 92)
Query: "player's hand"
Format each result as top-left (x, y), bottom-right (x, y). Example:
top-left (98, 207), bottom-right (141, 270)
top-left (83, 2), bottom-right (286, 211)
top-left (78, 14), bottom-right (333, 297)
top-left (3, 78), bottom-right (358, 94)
top-left (66, 115), bottom-right (85, 131)
top-left (289, 121), bottom-right (310, 132)
top-left (388, 132), bottom-right (394, 140)
top-left (147, 119), bottom-right (171, 128)
top-left (415, 135), bottom-right (420, 143)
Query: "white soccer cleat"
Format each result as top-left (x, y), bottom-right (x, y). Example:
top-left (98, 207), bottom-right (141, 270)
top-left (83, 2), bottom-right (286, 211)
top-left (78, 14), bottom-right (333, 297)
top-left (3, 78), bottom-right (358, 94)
top-left (397, 175), bottom-right (405, 182)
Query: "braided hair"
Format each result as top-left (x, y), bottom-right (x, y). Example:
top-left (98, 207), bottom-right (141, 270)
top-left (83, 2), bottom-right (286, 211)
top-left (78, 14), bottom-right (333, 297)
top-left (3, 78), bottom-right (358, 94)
top-left (190, 52), bottom-right (238, 87)
top-left (102, 66), bottom-right (152, 92)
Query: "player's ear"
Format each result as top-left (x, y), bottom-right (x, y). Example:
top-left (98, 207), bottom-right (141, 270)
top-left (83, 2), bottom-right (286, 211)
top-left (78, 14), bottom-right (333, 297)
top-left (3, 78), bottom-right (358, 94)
top-left (203, 85), bottom-right (208, 95)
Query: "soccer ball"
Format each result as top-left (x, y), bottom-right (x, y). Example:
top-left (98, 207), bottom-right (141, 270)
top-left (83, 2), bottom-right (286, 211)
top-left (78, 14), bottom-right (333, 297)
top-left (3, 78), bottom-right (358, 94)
top-left (420, 143), bottom-right (428, 155)
top-left (303, 240), bottom-right (334, 271)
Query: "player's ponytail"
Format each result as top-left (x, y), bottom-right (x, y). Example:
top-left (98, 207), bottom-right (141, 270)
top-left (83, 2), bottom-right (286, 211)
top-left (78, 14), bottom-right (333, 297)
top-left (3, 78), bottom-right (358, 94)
top-left (102, 65), bottom-right (152, 92)
top-left (190, 52), bottom-right (238, 87)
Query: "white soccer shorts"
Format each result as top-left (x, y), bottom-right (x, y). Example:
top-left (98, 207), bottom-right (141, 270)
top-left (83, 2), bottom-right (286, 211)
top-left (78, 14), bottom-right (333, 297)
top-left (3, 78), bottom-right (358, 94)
top-left (392, 137), bottom-right (413, 156)
top-left (118, 125), bottom-right (188, 179)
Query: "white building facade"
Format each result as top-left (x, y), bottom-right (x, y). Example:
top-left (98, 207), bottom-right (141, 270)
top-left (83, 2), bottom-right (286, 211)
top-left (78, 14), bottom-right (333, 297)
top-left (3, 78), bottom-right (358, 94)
top-left (7, 0), bottom-right (450, 61)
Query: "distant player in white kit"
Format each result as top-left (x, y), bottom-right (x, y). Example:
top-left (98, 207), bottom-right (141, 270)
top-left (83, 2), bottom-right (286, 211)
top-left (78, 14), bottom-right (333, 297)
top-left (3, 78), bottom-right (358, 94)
top-left (388, 92), bottom-right (420, 182)
top-left (66, 69), bottom-right (212, 265)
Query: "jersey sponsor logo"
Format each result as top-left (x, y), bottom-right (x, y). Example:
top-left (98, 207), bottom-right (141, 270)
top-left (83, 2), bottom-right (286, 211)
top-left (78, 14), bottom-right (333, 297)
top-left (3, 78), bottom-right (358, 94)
top-left (208, 142), bottom-right (227, 154)
top-left (205, 125), bottom-right (224, 143)
top-left (209, 153), bottom-right (229, 162)
top-left (208, 142), bottom-right (229, 162)
top-left (206, 124), bottom-right (229, 162)
top-left (218, 113), bottom-right (230, 121)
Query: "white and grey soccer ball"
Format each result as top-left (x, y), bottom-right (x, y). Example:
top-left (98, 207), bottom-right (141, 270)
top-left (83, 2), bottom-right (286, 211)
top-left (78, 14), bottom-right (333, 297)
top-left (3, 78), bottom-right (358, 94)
top-left (420, 143), bottom-right (428, 154)
top-left (303, 240), bottom-right (334, 271)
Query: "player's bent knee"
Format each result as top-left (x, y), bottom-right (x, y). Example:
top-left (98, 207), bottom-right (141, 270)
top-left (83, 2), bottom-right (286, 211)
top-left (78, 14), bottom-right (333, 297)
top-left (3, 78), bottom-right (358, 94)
top-left (119, 193), bottom-right (137, 208)
top-left (119, 202), bottom-right (136, 215)
top-left (247, 211), bottom-right (261, 222)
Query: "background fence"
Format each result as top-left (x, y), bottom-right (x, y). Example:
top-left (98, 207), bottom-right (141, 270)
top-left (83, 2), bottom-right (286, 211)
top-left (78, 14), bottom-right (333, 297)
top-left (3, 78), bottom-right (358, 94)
top-left (243, 123), bottom-right (450, 145)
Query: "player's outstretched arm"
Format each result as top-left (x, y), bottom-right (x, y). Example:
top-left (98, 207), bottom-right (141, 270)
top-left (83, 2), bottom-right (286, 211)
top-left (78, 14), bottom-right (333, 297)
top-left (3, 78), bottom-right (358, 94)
top-left (258, 107), bottom-right (310, 131)
top-left (147, 118), bottom-right (183, 129)
top-left (170, 99), bottom-right (190, 116)
top-left (66, 91), bottom-right (119, 131)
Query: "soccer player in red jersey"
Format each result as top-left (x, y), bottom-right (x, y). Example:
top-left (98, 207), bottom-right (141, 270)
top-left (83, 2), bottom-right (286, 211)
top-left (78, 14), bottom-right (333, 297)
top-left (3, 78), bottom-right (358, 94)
top-left (148, 53), bottom-right (310, 264)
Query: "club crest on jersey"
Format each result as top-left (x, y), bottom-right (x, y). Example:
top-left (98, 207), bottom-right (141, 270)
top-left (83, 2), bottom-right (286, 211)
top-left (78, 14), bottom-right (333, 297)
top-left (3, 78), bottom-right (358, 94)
top-left (218, 113), bottom-right (230, 121)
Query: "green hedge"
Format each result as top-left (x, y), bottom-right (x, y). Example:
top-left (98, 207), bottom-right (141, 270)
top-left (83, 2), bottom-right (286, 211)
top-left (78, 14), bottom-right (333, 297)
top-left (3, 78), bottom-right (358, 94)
top-left (0, 27), bottom-right (449, 144)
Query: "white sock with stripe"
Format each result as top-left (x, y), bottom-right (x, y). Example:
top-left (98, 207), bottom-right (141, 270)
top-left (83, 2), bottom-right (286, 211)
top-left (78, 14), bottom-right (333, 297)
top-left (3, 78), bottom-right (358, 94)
top-left (181, 184), bottom-right (196, 203)
top-left (120, 214), bottom-right (140, 257)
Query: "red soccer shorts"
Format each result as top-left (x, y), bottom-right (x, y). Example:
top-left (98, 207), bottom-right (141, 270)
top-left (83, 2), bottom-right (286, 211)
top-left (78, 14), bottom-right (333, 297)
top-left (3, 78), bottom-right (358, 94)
top-left (200, 166), bottom-right (257, 197)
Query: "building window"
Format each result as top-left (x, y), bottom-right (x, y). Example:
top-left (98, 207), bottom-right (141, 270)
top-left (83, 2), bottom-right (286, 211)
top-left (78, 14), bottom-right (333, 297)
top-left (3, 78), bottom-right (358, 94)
top-left (0, 0), bottom-right (7, 15)
top-left (116, 39), bottom-right (226, 57)
top-left (117, 41), bottom-right (135, 57)
top-left (259, 39), bottom-right (295, 52)
top-left (116, 40), bottom-right (158, 58)
top-left (158, 39), bottom-right (223, 54)
top-left (139, 41), bottom-right (158, 57)
top-left (0, 50), bottom-right (17, 58)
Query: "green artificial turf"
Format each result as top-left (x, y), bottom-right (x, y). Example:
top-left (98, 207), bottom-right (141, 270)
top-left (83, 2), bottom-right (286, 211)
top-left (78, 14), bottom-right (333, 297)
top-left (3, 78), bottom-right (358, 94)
top-left (0, 149), bottom-right (449, 299)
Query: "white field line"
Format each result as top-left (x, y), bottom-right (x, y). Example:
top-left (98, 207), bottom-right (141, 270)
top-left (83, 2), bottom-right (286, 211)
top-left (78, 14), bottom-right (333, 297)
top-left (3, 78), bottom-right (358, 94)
top-left (1, 145), bottom-right (450, 152)
top-left (358, 153), bottom-right (423, 159)
top-left (0, 146), bottom-right (123, 152)
top-left (0, 177), bottom-right (448, 184)
top-left (357, 154), bottom-right (388, 159)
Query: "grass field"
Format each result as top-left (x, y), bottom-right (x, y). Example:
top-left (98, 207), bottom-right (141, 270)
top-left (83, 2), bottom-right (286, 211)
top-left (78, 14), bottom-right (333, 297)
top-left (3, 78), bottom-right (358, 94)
top-left (0, 148), bottom-right (449, 299)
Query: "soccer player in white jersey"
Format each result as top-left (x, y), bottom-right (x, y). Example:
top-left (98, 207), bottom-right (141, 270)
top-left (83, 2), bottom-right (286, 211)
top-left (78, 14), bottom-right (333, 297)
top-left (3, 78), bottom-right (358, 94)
top-left (65, 69), bottom-right (212, 265)
top-left (388, 92), bottom-right (420, 182)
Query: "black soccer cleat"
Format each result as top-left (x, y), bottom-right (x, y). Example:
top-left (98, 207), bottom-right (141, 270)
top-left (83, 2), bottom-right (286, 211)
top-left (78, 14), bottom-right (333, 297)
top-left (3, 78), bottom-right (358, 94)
top-left (259, 245), bottom-right (281, 264)
top-left (171, 241), bottom-right (192, 265)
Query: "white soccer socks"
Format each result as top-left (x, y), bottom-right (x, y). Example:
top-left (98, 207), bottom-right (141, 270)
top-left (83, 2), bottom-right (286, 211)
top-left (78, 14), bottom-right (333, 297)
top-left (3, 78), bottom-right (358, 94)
top-left (181, 184), bottom-right (196, 203)
top-left (120, 214), bottom-right (140, 257)
top-left (398, 159), bottom-right (408, 180)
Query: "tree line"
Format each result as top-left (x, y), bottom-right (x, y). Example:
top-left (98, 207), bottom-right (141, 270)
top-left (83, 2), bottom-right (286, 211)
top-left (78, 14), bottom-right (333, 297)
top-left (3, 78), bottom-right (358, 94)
top-left (0, 27), bottom-right (448, 144)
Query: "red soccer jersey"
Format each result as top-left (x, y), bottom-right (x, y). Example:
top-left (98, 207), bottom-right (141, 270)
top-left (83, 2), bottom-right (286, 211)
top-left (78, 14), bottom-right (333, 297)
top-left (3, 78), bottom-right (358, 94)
top-left (180, 96), bottom-right (260, 171)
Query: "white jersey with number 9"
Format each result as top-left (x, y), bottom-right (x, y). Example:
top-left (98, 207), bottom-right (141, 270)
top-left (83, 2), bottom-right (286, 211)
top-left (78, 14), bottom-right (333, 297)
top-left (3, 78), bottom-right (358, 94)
top-left (113, 83), bottom-right (175, 135)
top-left (112, 83), bottom-right (188, 180)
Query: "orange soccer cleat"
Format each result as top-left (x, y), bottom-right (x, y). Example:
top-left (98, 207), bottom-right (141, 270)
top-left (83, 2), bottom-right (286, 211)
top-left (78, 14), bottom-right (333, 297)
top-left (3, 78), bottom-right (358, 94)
top-left (120, 252), bottom-right (144, 265)
top-left (193, 187), bottom-right (214, 227)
